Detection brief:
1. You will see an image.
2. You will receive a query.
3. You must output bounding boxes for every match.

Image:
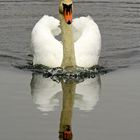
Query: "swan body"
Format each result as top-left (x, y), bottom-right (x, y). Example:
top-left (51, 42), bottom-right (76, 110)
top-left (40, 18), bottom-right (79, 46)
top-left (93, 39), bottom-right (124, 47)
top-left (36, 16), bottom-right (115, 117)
top-left (31, 15), bottom-right (101, 68)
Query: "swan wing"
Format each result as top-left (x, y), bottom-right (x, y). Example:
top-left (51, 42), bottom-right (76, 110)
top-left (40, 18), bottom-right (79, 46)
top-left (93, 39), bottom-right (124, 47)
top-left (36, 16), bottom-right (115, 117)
top-left (73, 16), bottom-right (101, 67)
top-left (31, 15), bottom-right (63, 67)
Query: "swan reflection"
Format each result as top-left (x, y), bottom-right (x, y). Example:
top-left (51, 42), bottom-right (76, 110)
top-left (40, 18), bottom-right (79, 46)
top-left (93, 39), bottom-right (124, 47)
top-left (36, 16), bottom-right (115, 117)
top-left (30, 74), bottom-right (61, 112)
top-left (30, 74), bottom-right (101, 113)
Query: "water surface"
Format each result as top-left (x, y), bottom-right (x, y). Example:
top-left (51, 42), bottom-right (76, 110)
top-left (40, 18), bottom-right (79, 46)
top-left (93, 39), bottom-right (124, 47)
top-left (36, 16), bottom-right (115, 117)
top-left (0, 0), bottom-right (140, 140)
top-left (0, 0), bottom-right (140, 69)
top-left (0, 66), bottom-right (140, 140)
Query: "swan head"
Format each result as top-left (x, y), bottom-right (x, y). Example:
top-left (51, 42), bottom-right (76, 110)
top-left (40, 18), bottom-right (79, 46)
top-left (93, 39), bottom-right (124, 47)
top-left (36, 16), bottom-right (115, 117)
top-left (59, 0), bottom-right (73, 24)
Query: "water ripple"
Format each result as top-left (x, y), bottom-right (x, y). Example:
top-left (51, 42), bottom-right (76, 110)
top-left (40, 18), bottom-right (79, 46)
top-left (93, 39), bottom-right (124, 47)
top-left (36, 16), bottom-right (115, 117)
top-left (0, 0), bottom-right (140, 71)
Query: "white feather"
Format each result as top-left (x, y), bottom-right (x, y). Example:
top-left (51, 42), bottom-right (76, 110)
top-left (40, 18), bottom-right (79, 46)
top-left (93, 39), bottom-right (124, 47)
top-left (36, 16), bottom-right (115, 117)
top-left (31, 15), bottom-right (101, 67)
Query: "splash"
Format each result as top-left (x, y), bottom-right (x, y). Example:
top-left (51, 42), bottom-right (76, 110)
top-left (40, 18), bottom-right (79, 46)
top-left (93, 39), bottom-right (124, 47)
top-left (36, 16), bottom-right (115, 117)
top-left (15, 63), bottom-right (110, 82)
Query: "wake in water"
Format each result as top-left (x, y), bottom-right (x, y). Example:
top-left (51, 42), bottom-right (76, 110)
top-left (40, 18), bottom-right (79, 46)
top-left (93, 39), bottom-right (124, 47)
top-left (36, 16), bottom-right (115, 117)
top-left (15, 63), bottom-right (110, 82)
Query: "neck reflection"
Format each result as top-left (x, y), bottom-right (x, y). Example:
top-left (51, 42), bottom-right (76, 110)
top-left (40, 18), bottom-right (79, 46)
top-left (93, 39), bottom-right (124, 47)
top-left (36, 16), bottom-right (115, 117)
top-left (59, 80), bottom-right (76, 140)
top-left (30, 74), bottom-right (101, 139)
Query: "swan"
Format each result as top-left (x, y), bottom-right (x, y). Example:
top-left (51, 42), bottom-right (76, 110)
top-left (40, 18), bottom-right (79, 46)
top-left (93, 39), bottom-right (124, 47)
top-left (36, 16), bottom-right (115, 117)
top-left (31, 0), bottom-right (101, 68)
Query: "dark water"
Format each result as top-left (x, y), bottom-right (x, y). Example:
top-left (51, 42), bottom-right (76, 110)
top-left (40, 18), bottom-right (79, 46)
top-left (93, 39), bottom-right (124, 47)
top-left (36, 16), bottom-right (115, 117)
top-left (0, 1), bottom-right (140, 140)
top-left (0, 0), bottom-right (140, 69)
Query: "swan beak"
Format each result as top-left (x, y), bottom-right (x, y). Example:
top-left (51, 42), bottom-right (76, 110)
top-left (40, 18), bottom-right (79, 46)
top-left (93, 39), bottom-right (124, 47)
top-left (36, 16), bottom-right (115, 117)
top-left (63, 4), bottom-right (72, 24)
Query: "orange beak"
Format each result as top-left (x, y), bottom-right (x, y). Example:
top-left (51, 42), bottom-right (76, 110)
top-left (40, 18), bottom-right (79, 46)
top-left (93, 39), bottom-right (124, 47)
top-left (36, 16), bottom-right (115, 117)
top-left (63, 4), bottom-right (73, 24)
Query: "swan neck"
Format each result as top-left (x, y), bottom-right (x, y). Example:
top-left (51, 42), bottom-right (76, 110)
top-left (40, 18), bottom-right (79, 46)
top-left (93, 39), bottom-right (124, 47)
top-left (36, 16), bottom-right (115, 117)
top-left (59, 0), bottom-right (76, 69)
top-left (59, 14), bottom-right (76, 69)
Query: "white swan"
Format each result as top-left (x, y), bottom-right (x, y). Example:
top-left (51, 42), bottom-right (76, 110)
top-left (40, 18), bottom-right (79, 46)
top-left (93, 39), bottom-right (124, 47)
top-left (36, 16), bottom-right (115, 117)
top-left (31, 15), bottom-right (101, 68)
top-left (31, 0), bottom-right (101, 68)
